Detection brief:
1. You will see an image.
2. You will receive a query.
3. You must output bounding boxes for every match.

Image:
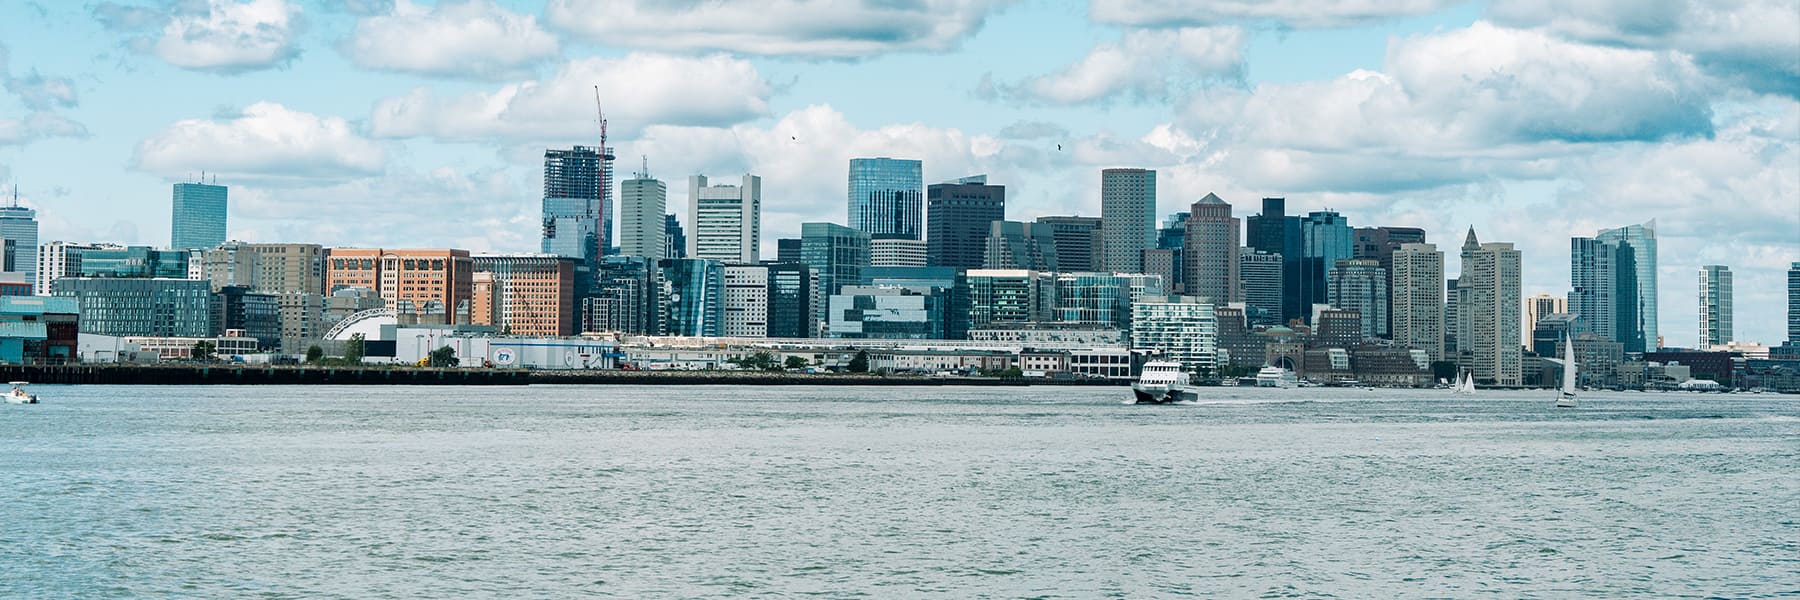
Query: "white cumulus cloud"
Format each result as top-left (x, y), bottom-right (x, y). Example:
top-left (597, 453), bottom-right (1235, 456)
top-left (546, 0), bottom-right (1010, 58)
top-left (342, 0), bottom-right (560, 79)
top-left (151, 0), bottom-right (302, 73)
top-left (133, 102), bottom-right (386, 182)
top-left (1091, 0), bottom-right (1463, 28)
top-left (1009, 26), bottom-right (1245, 104)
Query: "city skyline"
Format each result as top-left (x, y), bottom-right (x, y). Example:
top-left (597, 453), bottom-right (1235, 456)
top-left (0, 1), bottom-right (1794, 346)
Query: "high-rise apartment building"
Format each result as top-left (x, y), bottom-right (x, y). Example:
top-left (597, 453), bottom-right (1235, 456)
top-left (926, 175), bottom-right (1004, 269)
top-left (0, 204), bottom-right (39, 293)
top-left (542, 146), bottom-right (610, 267)
top-left (689, 174), bottom-right (760, 263)
top-left (1327, 259), bottom-right (1387, 340)
top-left (1572, 221), bottom-right (1656, 353)
top-left (1354, 226), bottom-right (1425, 334)
top-left (1131, 296), bottom-right (1218, 374)
top-left (619, 174), bottom-right (667, 258)
top-left (1698, 265), bottom-right (1732, 349)
top-left (171, 182), bottom-right (227, 251)
top-left (1056, 272), bottom-right (1166, 332)
top-left (1392, 243), bottom-right (1445, 360)
top-left (1183, 193), bottom-right (1238, 305)
top-left (1458, 229), bottom-right (1522, 386)
top-left (984, 221), bottom-right (1059, 271)
top-left (848, 158), bottom-right (923, 240)
top-left (1239, 248), bottom-right (1284, 326)
top-left (201, 241), bottom-right (258, 291)
top-left (53, 278), bottom-right (212, 337)
top-left (1036, 216), bottom-right (1104, 272)
top-left (1245, 197), bottom-right (1303, 323)
top-left (1100, 168), bottom-right (1155, 273)
top-left (472, 253), bottom-right (578, 336)
top-left (966, 269), bottom-right (1055, 327)
top-left (1596, 221), bottom-right (1657, 351)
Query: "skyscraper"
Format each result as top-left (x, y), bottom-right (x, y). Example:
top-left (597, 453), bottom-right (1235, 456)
top-left (0, 203), bottom-right (39, 292)
top-left (984, 221), bottom-right (1059, 271)
top-left (1595, 221), bottom-right (1657, 351)
top-left (1328, 259), bottom-right (1387, 340)
top-left (1239, 247), bottom-right (1283, 326)
top-left (660, 258), bottom-right (723, 337)
top-left (1158, 213), bottom-right (1189, 250)
top-left (170, 182), bottom-right (227, 251)
top-left (1458, 229), bottom-right (1522, 386)
top-left (1299, 210), bottom-right (1352, 320)
top-left (618, 174), bottom-right (666, 259)
top-left (1245, 197), bottom-right (1303, 323)
top-left (1392, 242), bottom-right (1444, 360)
top-left (1572, 221), bottom-right (1655, 353)
top-left (542, 146), bottom-right (609, 267)
top-left (775, 238), bottom-right (801, 264)
top-left (848, 158), bottom-right (923, 240)
top-left (689, 174), bottom-right (761, 263)
top-left (1354, 226), bottom-right (1426, 335)
top-left (723, 264), bottom-right (770, 338)
top-left (663, 214), bottom-right (686, 259)
top-left (471, 253), bottom-right (578, 336)
top-left (1525, 293), bottom-right (1568, 335)
top-left (1101, 168), bottom-right (1155, 273)
top-left (1036, 216), bottom-right (1104, 272)
top-left (1698, 265), bottom-right (1732, 349)
top-left (926, 175), bottom-right (1004, 269)
top-left (1790, 262), bottom-right (1800, 345)
top-left (1183, 193), bottom-right (1238, 306)
top-left (800, 223), bottom-right (870, 333)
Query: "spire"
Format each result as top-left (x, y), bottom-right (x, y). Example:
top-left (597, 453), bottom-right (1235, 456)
top-left (1462, 226), bottom-right (1480, 251)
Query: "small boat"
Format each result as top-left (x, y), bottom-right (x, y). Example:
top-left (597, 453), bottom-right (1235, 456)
top-left (1452, 369), bottom-right (1476, 395)
top-left (1131, 361), bottom-right (1198, 404)
top-left (1556, 333), bottom-right (1577, 408)
top-left (5, 381), bottom-right (37, 404)
top-left (1255, 366), bottom-right (1297, 388)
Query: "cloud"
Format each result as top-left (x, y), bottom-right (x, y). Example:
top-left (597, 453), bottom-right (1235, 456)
top-left (342, 0), bottom-right (559, 79)
top-left (96, 0), bottom-right (303, 73)
top-left (133, 102), bottom-right (386, 182)
top-left (0, 43), bottom-right (87, 146)
top-left (1006, 27), bottom-right (1245, 105)
top-left (545, 0), bottom-right (1011, 58)
top-left (1091, 0), bottom-right (1463, 29)
top-left (91, 2), bottom-right (166, 31)
top-left (230, 167), bottom-right (534, 251)
top-left (0, 112), bottom-right (89, 146)
top-left (369, 53), bottom-right (772, 142)
top-left (1489, 0), bottom-right (1800, 98)
top-left (5, 71), bottom-right (79, 110)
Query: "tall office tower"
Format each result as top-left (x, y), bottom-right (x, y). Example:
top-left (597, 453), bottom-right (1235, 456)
top-left (1595, 221), bottom-right (1657, 351)
top-left (1056, 272), bottom-right (1166, 332)
top-left (1245, 197), bottom-right (1302, 323)
top-left (1158, 213), bottom-right (1189, 250)
top-left (1130, 296), bottom-right (1218, 374)
top-left (663, 214), bottom-right (686, 259)
top-left (660, 258), bottom-right (724, 337)
top-left (800, 223), bottom-right (870, 332)
top-left (1354, 226), bottom-right (1425, 334)
top-left (1141, 248), bottom-right (1181, 294)
top-left (472, 253), bottom-right (578, 336)
top-left (619, 174), bottom-right (667, 258)
top-left (1391, 243), bottom-right (1445, 360)
top-left (1239, 248), bottom-right (1284, 326)
top-left (1790, 262), bottom-right (1800, 344)
top-left (1100, 168), bottom-right (1155, 273)
top-left (1328, 259), bottom-right (1387, 340)
top-left (766, 262), bottom-right (812, 338)
top-left (170, 182), bottom-right (227, 251)
top-left (984, 221), bottom-right (1059, 271)
top-left (1571, 227), bottom-right (1651, 352)
top-left (0, 202), bottom-right (39, 293)
top-left (965, 269), bottom-right (1055, 327)
top-left (1183, 193), bottom-right (1239, 306)
top-left (585, 255), bottom-right (661, 334)
top-left (776, 238), bottom-right (802, 264)
top-left (926, 175), bottom-right (1004, 269)
top-left (1299, 210), bottom-right (1352, 321)
top-left (688, 174), bottom-right (761, 263)
top-left (848, 158), bottom-right (923, 240)
top-left (870, 237), bottom-right (927, 267)
top-left (1458, 228), bottom-right (1522, 386)
top-left (542, 146), bottom-right (608, 269)
top-left (1036, 216), bottom-right (1104, 271)
top-left (1525, 293), bottom-right (1568, 335)
top-left (723, 264), bottom-right (770, 338)
top-left (1698, 265), bottom-right (1732, 349)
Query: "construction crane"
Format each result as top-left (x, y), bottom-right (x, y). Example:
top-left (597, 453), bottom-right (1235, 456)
top-left (593, 85), bottom-right (615, 161)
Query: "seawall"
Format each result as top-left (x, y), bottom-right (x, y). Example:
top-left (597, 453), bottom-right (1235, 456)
top-left (0, 365), bottom-right (1125, 387)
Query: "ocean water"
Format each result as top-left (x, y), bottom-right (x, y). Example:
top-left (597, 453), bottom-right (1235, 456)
top-left (2, 385), bottom-right (1796, 598)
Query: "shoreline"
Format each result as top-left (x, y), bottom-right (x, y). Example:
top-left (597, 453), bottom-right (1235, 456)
top-left (0, 364), bottom-right (1125, 386)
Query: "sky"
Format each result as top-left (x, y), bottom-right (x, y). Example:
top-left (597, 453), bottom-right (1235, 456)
top-left (0, 0), bottom-right (1795, 347)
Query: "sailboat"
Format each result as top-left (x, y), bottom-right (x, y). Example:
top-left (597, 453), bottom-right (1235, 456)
top-left (1453, 369), bottom-right (1476, 395)
top-left (1556, 333), bottom-right (1578, 408)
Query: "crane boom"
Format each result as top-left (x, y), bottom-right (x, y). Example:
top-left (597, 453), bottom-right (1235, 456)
top-left (593, 85), bottom-right (614, 160)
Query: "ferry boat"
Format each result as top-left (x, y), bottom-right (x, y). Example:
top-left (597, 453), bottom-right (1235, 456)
top-left (1131, 361), bottom-right (1198, 404)
top-left (1254, 366), bottom-right (1297, 388)
top-left (5, 381), bottom-right (37, 404)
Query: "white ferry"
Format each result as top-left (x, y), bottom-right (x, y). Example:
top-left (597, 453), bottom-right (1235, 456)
top-left (1255, 367), bottom-right (1297, 388)
top-left (1131, 361), bottom-right (1198, 404)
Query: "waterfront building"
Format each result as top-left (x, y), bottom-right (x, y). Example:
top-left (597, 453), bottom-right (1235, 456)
top-left (966, 269), bottom-right (1054, 328)
top-left (211, 285), bottom-right (280, 349)
top-left (0, 203), bottom-right (38, 293)
top-left (326, 248), bottom-right (474, 323)
top-left (1214, 306), bottom-right (1265, 369)
top-left (0, 296), bottom-right (78, 364)
top-left (1130, 296), bottom-right (1217, 374)
top-left (870, 237), bottom-right (928, 267)
top-left (1312, 307), bottom-right (1363, 350)
top-left (1699, 265), bottom-right (1732, 349)
top-left (1239, 248), bottom-right (1283, 326)
top-left (689, 174), bottom-right (760, 263)
top-left (984, 221), bottom-right (1059, 271)
top-left (1183, 193), bottom-right (1238, 305)
top-left (926, 175), bottom-right (1004, 269)
top-left (1458, 229), bottom-right (1523, 386)
top-left (171, 182), bottom-right (227, 251)
top-left (583, 255), bottom-right (661, 335)
top-left (1244, 197), bottom-right (1303, 323)
top-left (660, 258), bottom-right (723, 337)
top-left (472, 253), bottom-right (578, 336)
top-left (541, 146), bottom-right (612, 265)
top-left (664, 214), bottom-right (686, 259)
top-left (53, 277), bottom-right (212, 337)
top-left (848, 158), bottom-right (923, 240)
top-left (1299, 210), bottom-right (1352, 323)
top-left (828, 285), bottom-right (951, 339)
top-left (1328, 259), bottom-right (1387, 340)
top-left (1101, 168), bottom-right (1155, 273)
top-left (1391, 243), bottom-right (1445, 360)
top-left (618, 174), bottom-right (667, 258)
top-left (1055, 272), bottom-right (1165, 332)
top-left (1036, 216), bottom-right (1104, 272)
top-left (966, 324), bottom-right (1125, 347)
top-left (1532, 312), bottom-right (1578, 357)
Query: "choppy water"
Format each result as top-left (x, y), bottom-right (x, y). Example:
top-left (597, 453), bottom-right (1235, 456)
top-left (2, 385), bottom-right (1796, 598)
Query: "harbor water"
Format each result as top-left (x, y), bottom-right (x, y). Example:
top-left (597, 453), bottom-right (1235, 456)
top-left (2, 385), bottom-right (1796, 597)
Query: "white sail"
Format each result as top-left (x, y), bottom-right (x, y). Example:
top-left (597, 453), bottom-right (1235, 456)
top-left (1556, 332), bottom-right (1578, 407)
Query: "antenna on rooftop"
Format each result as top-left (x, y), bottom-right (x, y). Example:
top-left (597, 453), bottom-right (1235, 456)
top-left (640, 155), bottom-right (649, 179)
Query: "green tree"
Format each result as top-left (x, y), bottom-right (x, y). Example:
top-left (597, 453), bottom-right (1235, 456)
top-left (191, 340), bottom-right (217, 362)
top-left (344, 333), bottom-right (366, 364)
top-left (784, 355), bottom-right (809, 370)
top-left (848, 350), bottom-right (870, 373)
top-left (305, 345), bottom-right (324, 364)
top-left (728, 351), bottom-right (781, 371)
top-left (428, 345), bottom-right (459, 368)
top-left (999, 367), bottom-right (1024, 378)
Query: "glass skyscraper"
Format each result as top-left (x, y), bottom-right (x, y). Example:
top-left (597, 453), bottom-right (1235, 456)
top-left (1245, 197), bottom-right (1303, 323)
top-left (171, 182), bottom-right (227, 251)
top-left (0, 204), bottom-right (39, 292)
top-left (1595, 221), bottom-right (1657, 351)
top-left (1572, 221), bottom-right (1656, 353)
top-left (1299, 209), bottom-right (1352, 322)
top-left (1698, 265), bottom-right (1732, 349)
top-left (848, 158), bottom-right (923, 240)
top-left (659, 258), bottom-right (723, 337)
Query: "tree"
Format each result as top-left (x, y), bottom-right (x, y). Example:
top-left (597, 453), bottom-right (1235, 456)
top-left (848, 350), bottom-right (870, 373)
top-left (999, 367), bottom-right (1024, 378)
top-left (191, 340), bottom-right (217, 362)
top-left (784, 356), bottom-right (809, 370)
top-left (428, 345), bottom-right (459, 368)
top-left (305, 345), bottom-right (324, 364)
top-left (344, 333), bottom-right (366, 364)
top-left (728, 351), bottom-right (781, 371)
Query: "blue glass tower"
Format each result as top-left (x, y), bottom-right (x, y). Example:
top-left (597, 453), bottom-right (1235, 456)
top-left (1300, 209), bottom-right (1352, 322)
top-left (848, 158), bottom-right (923, 240)
top-left (171, 182), bottom-right (227, 251)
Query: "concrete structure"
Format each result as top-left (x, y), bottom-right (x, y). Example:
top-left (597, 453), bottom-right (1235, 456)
top-left (247, 243), bottom-right (327, 353)
top-left (1183, 193), bottom-right (1239, 305)
top-left (688, 174), bottom-right (760, 263)
top-left (541, 146), bottom-right (611, 265)
top-left (848, 158), bottom-right (923, 240)
top-left (1141, 248), bottom-right (1180, 294)
top-left (1328, 259), bottom-right (1387, 340)
top-left (1391, 243), bottom-right (1445, 360)
top-left (1245, 197), bottom-right (1303, 323)
top-left (723, 264), bottom-right (771, 338)
top-left (1036, 216), bottom-right (1103, 272)
top-left (0, 296), bottom-right (77, 364)
top-left (1100, 168), bottom-right (1155, 273)
top-left (171, 182), bottom-right (227, 251)
top-left (984, 221), bottom-right (1058, 271)
top-left (1698, 265), bottom-right (1732, 349)
top-left (1458, 229), bottom-right (1523, 386)
top-left (472, 253), bottom-right (578, 337)
top-left (1312, 307), bottom-right (1363, 350)
top-left (618, 174), bottom-right (666, 259)
top-left (1131, 296), bottom-right (1217, 374)
top-left (926, 175), bottom-right (1005, 269)
top-left (326, 248), bottom-right (474, 323)
top-left (870, 237), bottom-right (927, 267)
top-left (0, 204), bottom-right (38, 293)
top-left (53, 277), bottom-right (212, 337)
top-left (200, 241), bottom-right (257, 291)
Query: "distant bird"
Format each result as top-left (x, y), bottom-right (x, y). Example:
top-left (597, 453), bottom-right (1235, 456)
top-left (1056, 144), bottom-right (1062, 151)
